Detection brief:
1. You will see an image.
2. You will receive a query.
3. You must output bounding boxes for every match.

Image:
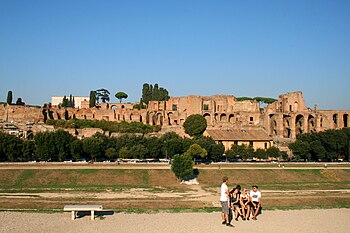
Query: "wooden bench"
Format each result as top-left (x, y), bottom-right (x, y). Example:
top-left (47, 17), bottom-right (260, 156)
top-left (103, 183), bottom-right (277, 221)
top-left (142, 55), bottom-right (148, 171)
top-left (64, 205), bottom-right (103, 220)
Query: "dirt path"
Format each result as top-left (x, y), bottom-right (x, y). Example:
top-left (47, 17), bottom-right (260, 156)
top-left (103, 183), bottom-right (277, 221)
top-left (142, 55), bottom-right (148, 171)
top-left (1, 209), bottom-right (349, 233)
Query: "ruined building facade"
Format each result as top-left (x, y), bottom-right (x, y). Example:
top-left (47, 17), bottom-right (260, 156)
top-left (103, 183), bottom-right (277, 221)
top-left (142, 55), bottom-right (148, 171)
top-left (1, 92), bottom-right (349, 150)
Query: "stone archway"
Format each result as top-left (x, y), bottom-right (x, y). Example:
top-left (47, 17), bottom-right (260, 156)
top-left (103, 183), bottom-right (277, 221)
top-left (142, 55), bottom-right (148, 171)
top-left (308, 115), bottom-right (316, 132)
top-left (203, 113), bottom-right (211, 125)
top-left (167, 112), bottom-right (174, 125)
top-left (220, 114), bottom-right (227, 122)
top-left (269, 114), bottom-right (278, 136)
top-left (283, 115), bottom-right (292, 138)
top-left (295, 114), bottom-right (305, 136)
top-left (228, 114), bottom-right (234, 123)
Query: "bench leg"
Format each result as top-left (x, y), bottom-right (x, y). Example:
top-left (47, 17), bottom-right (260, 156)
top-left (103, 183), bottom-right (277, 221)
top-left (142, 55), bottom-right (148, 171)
top-left (71, 211), bottom-right (75, 220)
top-left (91, 210), bottom-right (94, 220)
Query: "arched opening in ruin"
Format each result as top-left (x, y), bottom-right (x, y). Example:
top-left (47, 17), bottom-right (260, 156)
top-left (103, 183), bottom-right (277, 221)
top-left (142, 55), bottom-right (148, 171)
top-left (344, 114), bottom-right (349, 128)
top-left (320, 117), bottom-right (323, 127)
top-left (203, 113), bottom-right (211, 125)
top-left (130, 114), bottom-right (133, 121)
top-left (284, 128), bottom-right (292, 138)
top-left (214, 113), bottom-right (219, 122)
top-left (111, 105), bottom-right (117, 110)
top-left (295, 114), bottom-right (304, 136)
top-left (157, 113), bottom-right (163, 125)
top-left (121, 105), bottom-right (125, 109)
top-left (220, 114), bottom-right (227, 122)
top-left (269, 114), bottom-right (277, 136)
top-left (139, 115), bottom-right (142, 123)
top-left (333, 114), bottom-right (338, 128)
top-left (168, 112), bottom-right (174, 125)
top-left (308, 115), bottom-right (316, 132)
top-left (283, 115), bottom-right (291, 127)
top-left (228, 114), bottom-right (234, 123)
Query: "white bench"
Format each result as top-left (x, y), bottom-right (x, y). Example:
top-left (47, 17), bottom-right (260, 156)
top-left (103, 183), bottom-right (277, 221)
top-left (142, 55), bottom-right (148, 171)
top-left (64, 205), bottom-right (103, 220)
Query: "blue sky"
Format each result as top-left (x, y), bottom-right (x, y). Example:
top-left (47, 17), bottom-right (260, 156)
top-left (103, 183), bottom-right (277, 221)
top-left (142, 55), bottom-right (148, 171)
top-left (1, 0), bottom-right (349, 110)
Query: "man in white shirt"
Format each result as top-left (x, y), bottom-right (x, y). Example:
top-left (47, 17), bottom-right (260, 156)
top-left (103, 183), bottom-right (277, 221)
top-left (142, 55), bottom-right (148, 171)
top-left (249, 185), bottom-right (262, 220)
top-left (220, 176), bottom-right (233, 227)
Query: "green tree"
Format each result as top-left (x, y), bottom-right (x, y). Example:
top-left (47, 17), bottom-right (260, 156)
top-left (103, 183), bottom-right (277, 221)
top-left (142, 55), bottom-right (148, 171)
top-left (142, 83), bottom-right (152, 105)
top-left (70, 139), bottom-right (83, 161)
top-left (0, 132), bottom-right (22, 161)
top-left (105, 148), bottom-right (117, 159)
top-left (186, 143), bottom-right (207, 160)
top-left (115, 92), bottom-right (128, 103)
top-left (288, 140), bottom-right (311, 161)
top-left (209, 143), bottom-right (225, 161)
top-left (22, 140), bottom-right (35, 161)
top-left (96, 88), bottom-right (110, 103)
top-left (226, 144), bottom-right (254, 160)
top-left (183, 114), bottom-right (207, 137)
top-left (54, 130), bottom-right (74, 161)
top-left (310, 140), bottom-right (326, 161)
top-left (129, 144), bottom-right (148, 159)
top-left (145, 137), bottom-right (162, 158)
top-left (15, 98), bottom-right (25, 106)
top-left (266, 146), bottom-right (281, 159)
top-left (7, 90), bottom-right (13, 105)
top-left (171, 153), bottom-right (194, 180)
top-left (82, 137), bottom-right (103, 161)
top-left (119, 146), bottom-right (130, 159)
top-left (89, 91), bottom-right (96, 108)
top-left (254, 148), bottom-right (267, 160)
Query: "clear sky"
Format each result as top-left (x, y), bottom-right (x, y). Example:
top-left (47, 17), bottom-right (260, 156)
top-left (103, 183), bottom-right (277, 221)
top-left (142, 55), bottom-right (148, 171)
top-left (1, 0), bottom-right (349, 110)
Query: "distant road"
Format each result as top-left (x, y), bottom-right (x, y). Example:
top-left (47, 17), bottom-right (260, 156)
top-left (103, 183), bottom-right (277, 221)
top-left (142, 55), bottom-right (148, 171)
top-left (0, 162), bottom-right (349, 170)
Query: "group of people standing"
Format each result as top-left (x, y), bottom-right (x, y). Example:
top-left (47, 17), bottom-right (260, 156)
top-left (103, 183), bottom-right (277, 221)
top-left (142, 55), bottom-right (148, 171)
top-left (220, 176), bottom-right (262, 227)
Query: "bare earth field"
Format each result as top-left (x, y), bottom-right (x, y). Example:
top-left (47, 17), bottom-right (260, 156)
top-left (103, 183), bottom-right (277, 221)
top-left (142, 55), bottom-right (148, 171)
top-left (0, 163), bottom-right (349, 233)
top-left (0, 209), bottom-right (349, 233)
top-left (0, 162), bottom-right (350, 210)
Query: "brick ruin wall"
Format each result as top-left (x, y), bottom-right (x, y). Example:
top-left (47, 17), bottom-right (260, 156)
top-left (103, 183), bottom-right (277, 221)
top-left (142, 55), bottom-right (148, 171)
top-left (1, 92), bottom-right (349, 141)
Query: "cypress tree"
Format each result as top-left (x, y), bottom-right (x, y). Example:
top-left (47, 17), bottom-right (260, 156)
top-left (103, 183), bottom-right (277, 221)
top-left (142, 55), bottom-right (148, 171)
top-left (7, 91), bottom-right (13, 105)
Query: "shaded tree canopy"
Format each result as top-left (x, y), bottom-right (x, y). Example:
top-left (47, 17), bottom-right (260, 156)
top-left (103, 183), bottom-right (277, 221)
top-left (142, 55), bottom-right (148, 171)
top-left (236, 96), bottom-right (277, 104)
top-left (183, 114), bottom-right (207, 137)
top-left (115, 92), bottom-right (128, 103)
top-left (141, 83), bottom-right (169, 105)
top-left (89, 91), bottom-right (96, 108)
top-left (7, 91), bottom-right (13, 105)
top-left (96, 88), bottom-right (110, 103)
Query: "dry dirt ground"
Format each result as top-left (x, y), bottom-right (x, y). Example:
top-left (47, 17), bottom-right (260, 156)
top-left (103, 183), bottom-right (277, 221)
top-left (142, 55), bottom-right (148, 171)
top-left (0, 209), bottom-right (349, 233)
top-left (1, 163), bottom-right (350, 209)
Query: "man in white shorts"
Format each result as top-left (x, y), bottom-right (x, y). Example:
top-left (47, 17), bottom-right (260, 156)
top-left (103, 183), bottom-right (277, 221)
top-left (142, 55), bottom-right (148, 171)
top-left (249, 185), bottom-right (262, 220)
top-left (220, 176), bottom-right (233, 227)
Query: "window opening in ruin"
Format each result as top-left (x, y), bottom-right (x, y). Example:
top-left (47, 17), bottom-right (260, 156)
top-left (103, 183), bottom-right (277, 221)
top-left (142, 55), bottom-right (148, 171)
top-left (344, 114), bottom-right (348, 128)
top-left (264, 143), bottom-right (267, 149)
top-left (320, 118), bottom-right (323, 127)
top-left (249, 141), bottom-right (253, 147)
top-left (333, 114), bottom-right (338, 126)
top-left (172, 104), bottom-right (177, 111)
top-left (234, 141), bottom-right (238, 145)
top-left (250, 117), bottom-right (253, 122)
top-left (289, 105), bottom-right (292, 112)
top-left (203, 104), bottom-right (209, 110)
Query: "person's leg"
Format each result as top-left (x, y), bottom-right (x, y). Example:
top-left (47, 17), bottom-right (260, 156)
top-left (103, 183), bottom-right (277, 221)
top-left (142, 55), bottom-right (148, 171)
top-left (253, 204), bottom-right (261, 219)
top-left (241, 205), bottom-right (246, 218)
top-left (246, 205), bottom-right (251, 220)
top-left (234, 207), bottom-right (238, 220)
top-left (221, 202), bottom-right (226, 224)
